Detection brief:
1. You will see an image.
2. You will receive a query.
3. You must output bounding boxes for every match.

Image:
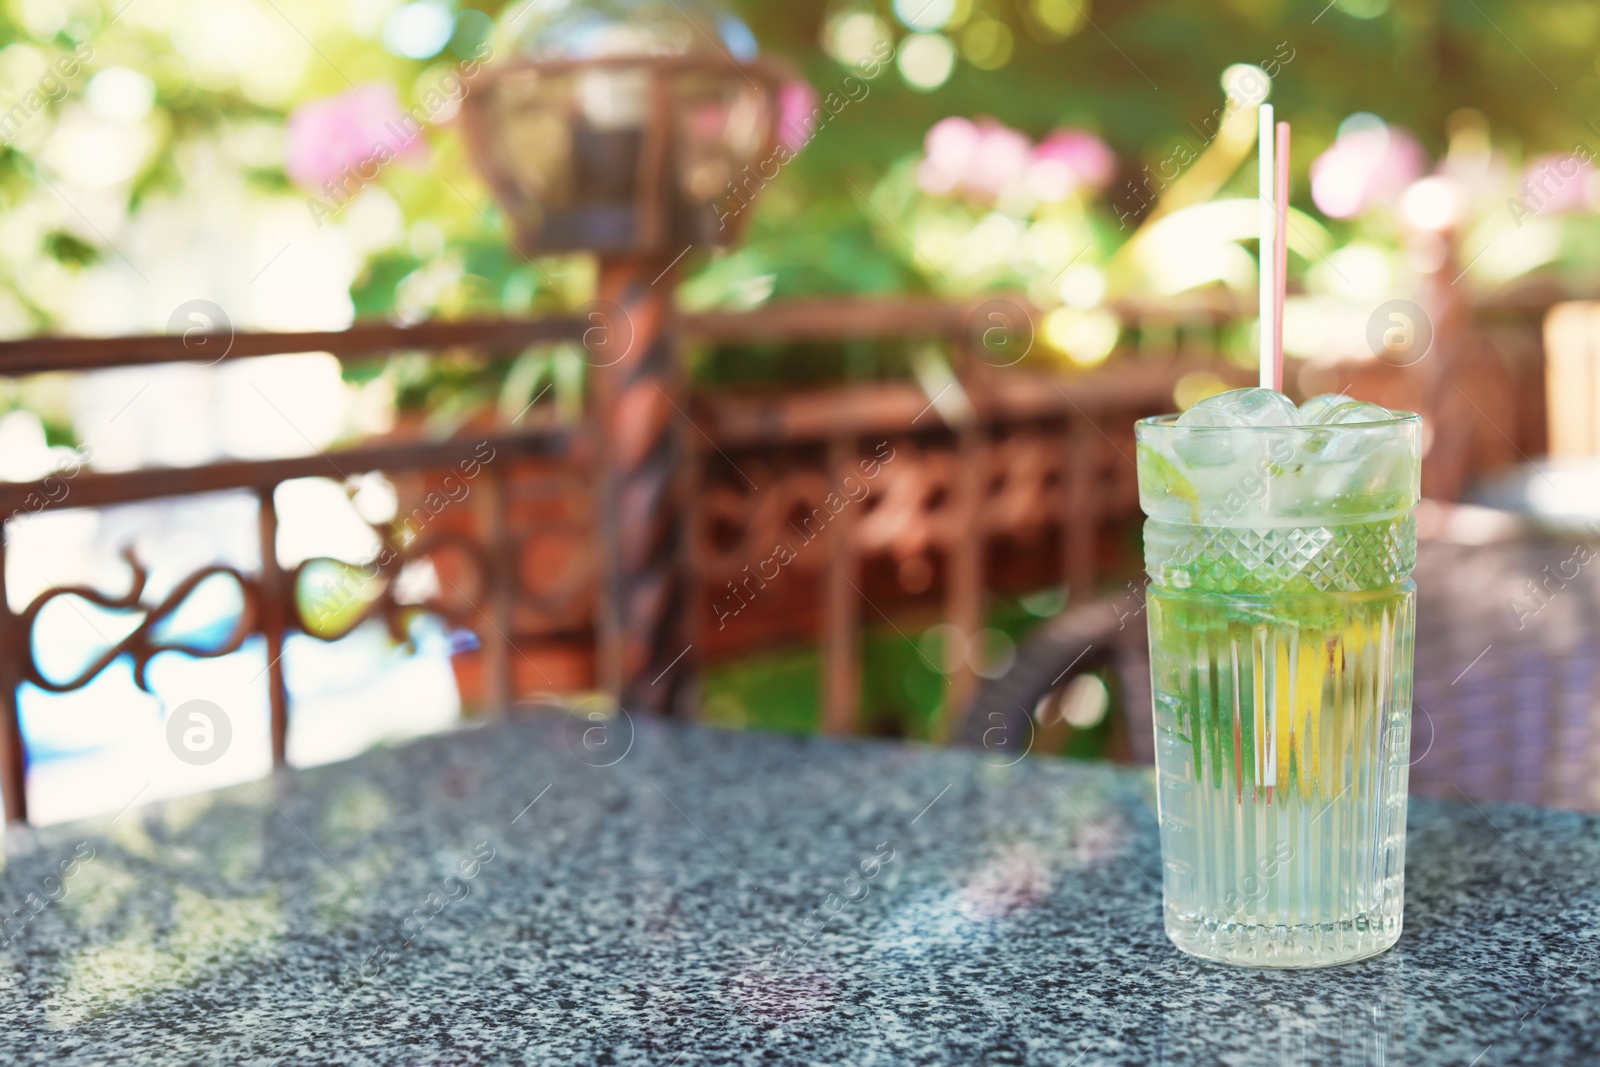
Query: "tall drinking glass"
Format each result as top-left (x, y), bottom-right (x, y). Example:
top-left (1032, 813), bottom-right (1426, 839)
top-left (1136, 407), bottom-right (1422, 968)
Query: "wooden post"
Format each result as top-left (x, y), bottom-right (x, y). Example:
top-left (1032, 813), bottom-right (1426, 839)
top-left (1544, 303), bottom-right (1600, 457)
top-left (0, 523), bottom-right (27, 824)
top-left (821, 436), bottom-right (860, 735)
top-left (257, 485), bottom-right (290, 767)
top-left (592, 256), bottom-right (689, 714)
top-left (481, 464), bottom-right (513, 716)
top-left (942, 427), bottom-right (985, 740)
top-left (1063, 418), bottom-right (1099, 596)
top-left (679, 401), bottom-right (706, 722)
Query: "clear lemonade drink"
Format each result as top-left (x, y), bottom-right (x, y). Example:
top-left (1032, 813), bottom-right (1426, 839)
top-left (1136, 388), bottom-right (1422, 968)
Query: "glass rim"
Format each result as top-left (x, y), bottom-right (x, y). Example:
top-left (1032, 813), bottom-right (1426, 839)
top-left (1136, 410), bottom-right (1422, 433)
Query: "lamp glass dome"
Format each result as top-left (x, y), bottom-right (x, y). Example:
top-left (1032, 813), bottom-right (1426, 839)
top-left (469, 0), bottom-right (780, 256)
top-left (514, 0), bottom-right (751, 60)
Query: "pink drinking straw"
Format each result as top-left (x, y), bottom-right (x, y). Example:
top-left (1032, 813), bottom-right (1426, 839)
top-left (1272, 121), bottom-right (1291, 394)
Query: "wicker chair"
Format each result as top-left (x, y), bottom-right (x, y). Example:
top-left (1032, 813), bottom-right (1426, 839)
top-left (961, 591), bottom-right (1154, 768)
top-left (965, 514), bottom-right (1600, 811)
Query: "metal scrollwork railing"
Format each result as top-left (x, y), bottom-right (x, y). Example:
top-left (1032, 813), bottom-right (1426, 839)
top-left (19, 549), bottom-right (259, 694)
top-left (292, 531), bottom-right (493, 646)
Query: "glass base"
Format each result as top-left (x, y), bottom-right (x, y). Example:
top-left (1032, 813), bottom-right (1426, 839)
top-left (1164, 906), bottom-right (1402, 968)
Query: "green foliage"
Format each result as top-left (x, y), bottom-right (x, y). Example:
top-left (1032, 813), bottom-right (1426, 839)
top-left (701, 645), bottom-right (822, 734)
top-left (42, 230), bottom-right (97, 267)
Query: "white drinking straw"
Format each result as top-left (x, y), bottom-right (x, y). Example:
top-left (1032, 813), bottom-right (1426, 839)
top-left (1258, 103), bottom-right (1276, 391)
top-left (1273, 121), bottom-right (1291, 394)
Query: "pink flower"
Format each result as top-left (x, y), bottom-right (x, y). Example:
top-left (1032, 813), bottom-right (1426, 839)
top-left (917, 117), bottom-right (1032, 199)
top-left (966, 118), bottom-right (1033, 197)
top-left (1516, 153), bottom-right (1595, 216)
top-left (1032, 129), bottom-right (1116, 190)
top-left (285, 84), bottom-right (429, 192)
top-left (1310, 123), bottom-right (1425, 219)
top-left (917, 116), bottom-right (980, 195)
top-left (916, 118), bottom-right (1101, 202)
top-left (777, 80), bottom-right (819, 153)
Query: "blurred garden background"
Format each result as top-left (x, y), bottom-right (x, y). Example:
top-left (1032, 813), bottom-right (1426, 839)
top-left (4, 0), bottom-right (1600, 821)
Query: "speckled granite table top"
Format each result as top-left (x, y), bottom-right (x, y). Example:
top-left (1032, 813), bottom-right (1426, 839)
top-left (1, 713), bottom-right (1596, 1066)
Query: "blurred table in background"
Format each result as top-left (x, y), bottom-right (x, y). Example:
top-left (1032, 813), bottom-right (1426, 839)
top-left (1, 715), bottom-right (1595, 1065)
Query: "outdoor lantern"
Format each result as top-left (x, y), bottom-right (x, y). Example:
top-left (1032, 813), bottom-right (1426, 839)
top-left (462, 0), bottom-right (788, 257)
top-left (460, 0), bottom-right (790, 716)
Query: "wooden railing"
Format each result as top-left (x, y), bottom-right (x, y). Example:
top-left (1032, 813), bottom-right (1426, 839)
top-left (0, 299), bottom-right (1202, 822)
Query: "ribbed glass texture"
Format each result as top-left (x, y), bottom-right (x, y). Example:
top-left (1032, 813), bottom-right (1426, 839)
top-left (1149, 579), bottom-right (1414, 967)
